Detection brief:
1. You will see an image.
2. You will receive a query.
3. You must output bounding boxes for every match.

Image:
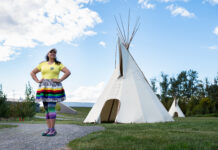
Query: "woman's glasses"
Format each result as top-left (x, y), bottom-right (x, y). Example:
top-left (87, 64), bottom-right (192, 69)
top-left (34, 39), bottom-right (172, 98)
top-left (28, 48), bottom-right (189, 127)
top-left (50, 51), bottom-right (56, 54)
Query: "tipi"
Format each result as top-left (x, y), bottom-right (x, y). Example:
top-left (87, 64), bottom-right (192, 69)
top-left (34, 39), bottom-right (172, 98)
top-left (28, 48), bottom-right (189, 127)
top-left (168, 99), bottom-right (185, 117)
top-left (84, 16), bottom-right (173, 123)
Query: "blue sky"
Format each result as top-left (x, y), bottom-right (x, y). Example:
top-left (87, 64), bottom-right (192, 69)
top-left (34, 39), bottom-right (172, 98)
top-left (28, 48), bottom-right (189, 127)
top-left (0, 0), bottom-right (217, 102)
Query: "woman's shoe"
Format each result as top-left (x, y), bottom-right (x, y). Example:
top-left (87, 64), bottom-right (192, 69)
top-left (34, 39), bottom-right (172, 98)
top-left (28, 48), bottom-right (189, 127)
top-left (46, 129), bottom-right (57, 136)
top-left (42, 129), bottom-right (50, 136)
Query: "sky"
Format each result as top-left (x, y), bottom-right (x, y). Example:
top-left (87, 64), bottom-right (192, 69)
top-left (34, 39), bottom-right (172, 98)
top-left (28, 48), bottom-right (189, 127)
top-left (0, 0), bottom-right (217, 103)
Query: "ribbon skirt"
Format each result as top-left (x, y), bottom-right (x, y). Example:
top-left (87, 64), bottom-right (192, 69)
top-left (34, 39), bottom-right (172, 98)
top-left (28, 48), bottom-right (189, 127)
top-left (36, 79), bottom-right (66, 102)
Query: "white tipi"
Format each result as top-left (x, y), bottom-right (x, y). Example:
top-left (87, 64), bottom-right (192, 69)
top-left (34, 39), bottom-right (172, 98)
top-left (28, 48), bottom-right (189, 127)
top-left (168, 99), bottom-right (185, 117)
top-left (84, 17), bottom-right (173, 123)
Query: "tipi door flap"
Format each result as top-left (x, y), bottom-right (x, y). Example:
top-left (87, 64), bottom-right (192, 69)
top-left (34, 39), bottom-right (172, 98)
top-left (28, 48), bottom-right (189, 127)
top-left (100, 99), bottom-right (120, 123)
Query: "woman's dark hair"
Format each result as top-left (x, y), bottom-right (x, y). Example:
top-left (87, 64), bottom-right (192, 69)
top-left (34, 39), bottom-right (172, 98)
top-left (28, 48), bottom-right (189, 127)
top-left (46, 48), bottom-right (61, 65)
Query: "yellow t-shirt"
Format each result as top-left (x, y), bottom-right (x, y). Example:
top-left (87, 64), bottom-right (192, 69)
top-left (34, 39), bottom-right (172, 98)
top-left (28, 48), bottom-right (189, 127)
top-left (37, 61), bottom-right (65, 79)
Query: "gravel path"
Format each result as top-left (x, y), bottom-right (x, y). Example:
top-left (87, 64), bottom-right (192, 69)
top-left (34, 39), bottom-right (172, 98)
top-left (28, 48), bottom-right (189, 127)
top-left (0, 123), bottom-right (104, 150)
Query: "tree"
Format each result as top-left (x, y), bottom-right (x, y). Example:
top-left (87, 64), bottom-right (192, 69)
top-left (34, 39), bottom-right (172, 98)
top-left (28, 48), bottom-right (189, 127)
top-left (24, 82), bottom-right (36, 118)
top-left (205, 78), bottom-right (210, 97)
top-left (187, 70), bottom-right (200, 98)
top-left (176, 71), bottom-right (188, 98)
top-left (150, 78), bottom-right (157, 93)
top-left (206, 83), bottom-right (218, 113)
top-left (25, 81), bottom-right (35, 102)
top-left (0, 84), bottom-right (9, 118)
top-left (186, 96), bottom-right (199, 116)
top-left (159, 73), bottom-right (171, 109)
top-left (156, 70), bottom-right (218, 115)
top-left (192, 97), bottom-right (215, 115)
top-left (160, 73), bottom-right (169, 100)
top-left (168, 77), bottom-right (180, 98)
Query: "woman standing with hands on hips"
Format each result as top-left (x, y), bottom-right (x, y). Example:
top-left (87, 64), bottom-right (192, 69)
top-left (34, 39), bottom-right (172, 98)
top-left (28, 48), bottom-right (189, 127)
top-left (31, 48), bottom-right (71, 136)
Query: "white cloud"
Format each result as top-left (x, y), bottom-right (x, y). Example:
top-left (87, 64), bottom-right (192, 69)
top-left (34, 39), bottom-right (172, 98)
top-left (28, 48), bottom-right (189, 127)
top-left (203, 0), bottom-right (218, 5)
top-left (159, 0), bottom-right (175, 2)
top-left (214, 26), bottom-right (218, 35)
top-left (0, 46), bottom-right (17, 62)
top-left (138, 0), bottom-right (190, 9)
top-left (138, 0), bottom-right (155, 9)
top-left (0, 0), bottom-right (102, 62)
top-left (166, 4), bottom-right (195, 18)
top-left (70, 43), bottom-right (79, 47)
top-left (208, 45), bottom-right (218, 50)
top-left (66, 82), bottom-right (105, 103)
top-left (159, 0), bottom-right (189, 2)
top-left (99, 41), bottom-right (106, 47)
top-left (78, 0), bottom-right (109, 3)
top-left (95, 0), bottom-right (109, 2)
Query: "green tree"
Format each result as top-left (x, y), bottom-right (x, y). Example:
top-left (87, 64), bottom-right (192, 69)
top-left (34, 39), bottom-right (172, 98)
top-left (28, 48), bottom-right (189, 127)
top-left (0, 84), bottom-right (9, 118)
top-left (187, 70), bottom-right (200, 98)
top-left (186, 96), bottom-right (199, 116)
top-left (25, 81), bottom-right (35, 102)
top-left (150, 78), bottom-right (157, 93)
top-left (23, 82), bottom-right (36, 118)
top-left (168, 77), bottom-right (180, 98)
top-left (192, 97), bottom-right (215, 114)
top-left (159, 73), bottom-right (171, 108)
top-left (160, 73), bottom-right (169, 100)
top-left (206, 84), bottom-right (218, 113)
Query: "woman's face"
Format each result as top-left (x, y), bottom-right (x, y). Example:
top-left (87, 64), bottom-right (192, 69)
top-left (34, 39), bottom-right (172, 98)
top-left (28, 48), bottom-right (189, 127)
top-left (48, 50), bottom-right (56, 59)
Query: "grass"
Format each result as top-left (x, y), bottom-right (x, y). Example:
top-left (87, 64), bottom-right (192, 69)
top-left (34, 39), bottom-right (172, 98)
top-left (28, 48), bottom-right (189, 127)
top-left (67, 113), bottom-right (218, 150)
top-left (0, 124), bottom-right (17, 129)
top-left (0, 107), bottom-right (91, 125)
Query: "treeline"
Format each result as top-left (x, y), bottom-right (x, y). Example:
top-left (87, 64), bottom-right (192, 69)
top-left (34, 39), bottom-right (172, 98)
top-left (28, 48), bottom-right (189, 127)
top-left (151, 70), bottom-right (218, 116)
top-left (0, 82), bottom-right (36, 119)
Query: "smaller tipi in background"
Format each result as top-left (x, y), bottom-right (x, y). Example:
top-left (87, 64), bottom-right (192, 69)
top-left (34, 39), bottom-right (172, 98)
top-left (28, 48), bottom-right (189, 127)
top-left (168, 99), bottom-right (185, 117)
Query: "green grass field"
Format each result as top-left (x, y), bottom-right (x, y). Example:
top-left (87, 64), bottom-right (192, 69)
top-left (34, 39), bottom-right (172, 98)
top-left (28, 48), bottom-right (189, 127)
top-left (67, 108), bottom-right (218, 150)
top-left (0, 124), bottom-right (17, 129)
top-left (1, 107), bottom-right (218, 150)
top-left (68, 117), bottom-right (218, 150)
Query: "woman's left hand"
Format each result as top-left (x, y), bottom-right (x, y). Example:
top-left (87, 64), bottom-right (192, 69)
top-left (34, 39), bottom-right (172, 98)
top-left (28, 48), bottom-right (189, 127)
top-left (52, 79), bottom-right (62, 83)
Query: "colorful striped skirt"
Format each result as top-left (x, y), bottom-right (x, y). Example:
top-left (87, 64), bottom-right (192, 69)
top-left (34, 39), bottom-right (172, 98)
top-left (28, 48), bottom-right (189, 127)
top-left (36, 79), bottom-right (66, 102)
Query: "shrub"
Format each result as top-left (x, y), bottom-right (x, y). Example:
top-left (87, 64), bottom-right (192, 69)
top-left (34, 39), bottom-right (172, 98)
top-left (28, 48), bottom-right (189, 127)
top-left (0, 86), bottom-right (9, 118)
top-left (56, 103), bottom-right (61, 112)
top-left (0, 94), bottom-right (9, 118)
top-left (40, 107), bottom-right (45, 113)
top-left (22, 101), bottom-right (36, 118)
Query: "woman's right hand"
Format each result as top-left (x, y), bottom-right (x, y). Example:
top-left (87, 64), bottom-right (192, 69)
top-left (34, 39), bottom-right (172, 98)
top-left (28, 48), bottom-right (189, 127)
top-left (37, 79), bottom-right (44, 83)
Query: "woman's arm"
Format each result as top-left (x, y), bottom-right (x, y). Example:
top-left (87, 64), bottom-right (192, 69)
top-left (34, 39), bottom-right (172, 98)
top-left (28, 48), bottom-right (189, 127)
top-left (60, 67), bottom-right (71, 82)
top-left (30, 68), bottom-right (43, 83)
top-left (52, 67), bottom-right (71, 83)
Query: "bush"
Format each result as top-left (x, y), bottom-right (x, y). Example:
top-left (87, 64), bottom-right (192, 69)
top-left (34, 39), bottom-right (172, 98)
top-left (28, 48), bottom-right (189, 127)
top-left (192, 97), bottom-right (215, 115)
top-left (40, 107), bottom-right (45, 113)
top-left (56, 103), bottom-right (61, 112)
top-left (9, 102), bottom-right (24, 118)
top-left (22, 101), bottom-right (36, 118)
top-left (0, 87), bottom-right (9, 118)
top-left (192, 105), bottom-right (203, 114)
top-left (0, 95), bottom-right (9, 118)
top-left (8, 101), bottom-right (36, 119)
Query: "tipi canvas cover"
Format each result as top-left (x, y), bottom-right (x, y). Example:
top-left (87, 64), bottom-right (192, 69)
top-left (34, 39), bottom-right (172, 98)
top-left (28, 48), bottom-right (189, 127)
top-left (168, 99), bottom-right (185, 117)
top-left (84, 40), bottom-right (174, 123)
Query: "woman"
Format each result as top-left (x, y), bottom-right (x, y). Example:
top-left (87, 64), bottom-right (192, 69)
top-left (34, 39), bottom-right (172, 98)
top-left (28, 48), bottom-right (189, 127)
top-left (31, 48), bottom-right (71, 136)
